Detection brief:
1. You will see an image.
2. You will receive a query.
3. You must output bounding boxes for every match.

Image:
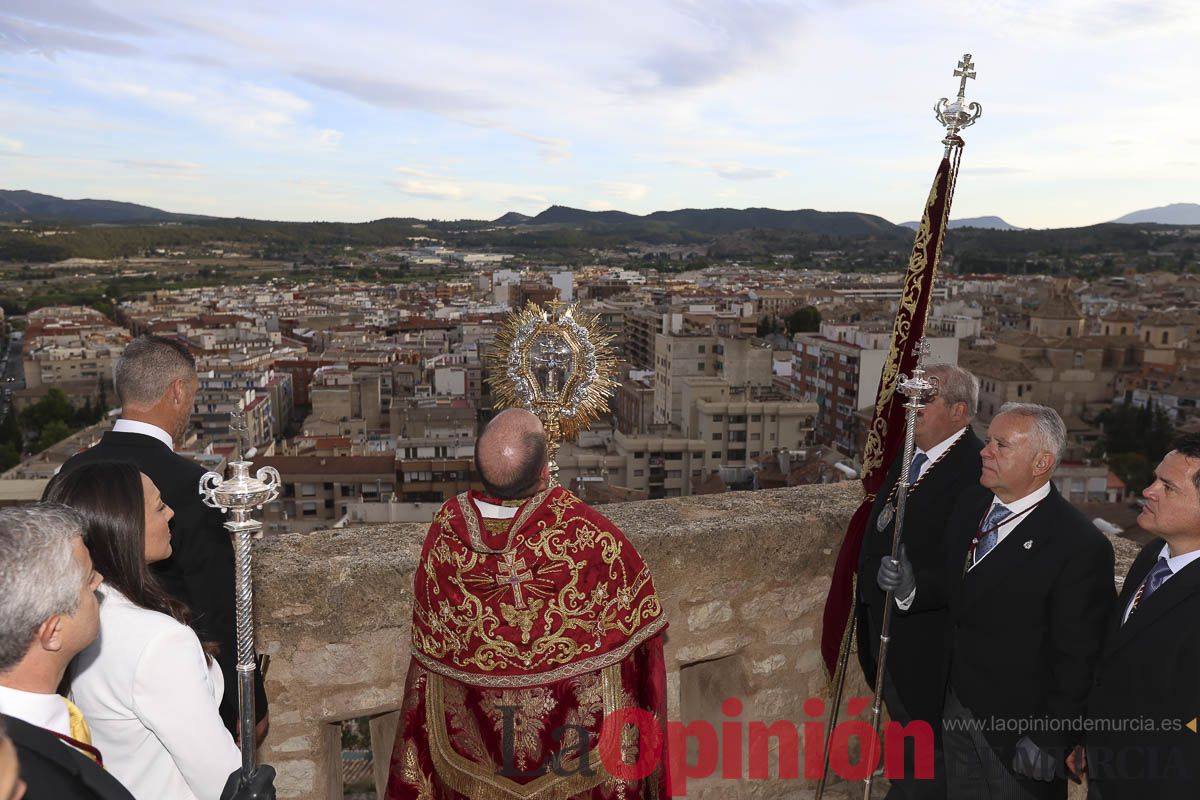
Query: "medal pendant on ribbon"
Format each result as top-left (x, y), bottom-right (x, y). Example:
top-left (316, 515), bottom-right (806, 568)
top-left (876, 503), bottom-right (895, 532)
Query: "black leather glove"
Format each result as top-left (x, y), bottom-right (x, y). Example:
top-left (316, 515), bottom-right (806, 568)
top-left (221, 764), bottom-right (277, 800)
top-left (1012, 735), bottom-right (1057, 781)
top-left (876, 543), bottom-right (915, 600)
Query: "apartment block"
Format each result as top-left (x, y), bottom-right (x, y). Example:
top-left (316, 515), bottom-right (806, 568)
top-left (257, 455), bottom-right (396, 534)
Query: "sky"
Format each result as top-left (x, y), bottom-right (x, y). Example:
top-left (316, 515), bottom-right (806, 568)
top-left (0, 0), bottom-right (1198, 229)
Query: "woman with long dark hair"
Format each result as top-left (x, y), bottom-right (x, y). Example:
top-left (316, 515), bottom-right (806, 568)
top-left (43, 462), bottom-right (239, 800)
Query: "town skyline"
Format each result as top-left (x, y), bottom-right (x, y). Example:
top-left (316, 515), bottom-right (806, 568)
top-left (1, 1), bottom-right (1198, 228)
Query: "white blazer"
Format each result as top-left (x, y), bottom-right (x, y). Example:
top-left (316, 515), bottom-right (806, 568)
top-left (70, 583), bottom-right (240, 800)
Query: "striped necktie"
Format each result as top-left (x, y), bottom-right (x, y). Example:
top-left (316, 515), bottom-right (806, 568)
top-left (974, 502), bottom-right (1012, 564)
top-left (1128, 557), bottom-right (1173, 618)
top-left (908, 452), bottom-right (929, 482)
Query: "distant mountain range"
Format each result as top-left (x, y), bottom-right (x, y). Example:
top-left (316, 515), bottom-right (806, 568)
top-left (899, 215), bottom-right (1024, 231)
top-left (1111, 203), bottom-right (1200, 225)
top-left (0, 190), bottom-right (210, 224)
top-left (495, 204), bottom-right (908, 237)
top-left (3, 189), bottom-right (1197, 234)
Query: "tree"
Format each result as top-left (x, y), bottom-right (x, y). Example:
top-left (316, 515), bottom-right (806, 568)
top-left (1108, 452), bottom-right (1155, 497)
top-left (786, 305), bottom-right (821, 335)
top-left (0, 442), bottom-right (17, 472)
top-left (1093, 398), bottom-right (1175, 495)
top-left (20, 387), bottom-right (73, 431)
top-left (756, 315), bottom-right (776, 337)
top-left (36, 420), bottom-right (72, 452)
top-left (0, 409), bottom-right (20, 449)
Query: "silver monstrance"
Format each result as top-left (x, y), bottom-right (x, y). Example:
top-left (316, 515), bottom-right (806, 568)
top-left (199, 459), bottom-right (281, 780)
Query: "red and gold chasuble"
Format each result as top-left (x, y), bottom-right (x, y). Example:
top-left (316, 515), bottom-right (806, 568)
top-left (387, 486), bottom-right (669, 800)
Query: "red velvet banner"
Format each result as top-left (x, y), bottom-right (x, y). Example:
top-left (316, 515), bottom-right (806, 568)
top-left (820, 153), bottom-right (956, 676)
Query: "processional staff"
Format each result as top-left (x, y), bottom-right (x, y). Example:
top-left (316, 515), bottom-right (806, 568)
top-left (815, 53), bottom-right (982, 800)
top-left (199, 415), bottom-right (281, 785)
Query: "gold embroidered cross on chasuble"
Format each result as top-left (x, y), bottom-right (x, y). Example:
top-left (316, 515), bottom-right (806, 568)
top-left (386, 485), bottom-right (670, 800)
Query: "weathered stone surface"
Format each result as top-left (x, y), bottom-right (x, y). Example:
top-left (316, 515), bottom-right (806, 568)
top-left (687, 599), bottom-right (735, 631)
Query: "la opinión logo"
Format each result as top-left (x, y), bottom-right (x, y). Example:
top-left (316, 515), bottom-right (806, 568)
top-left (493, 696), bottom-right (934, 795)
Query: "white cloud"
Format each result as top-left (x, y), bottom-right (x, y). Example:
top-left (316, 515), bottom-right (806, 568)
top-left (112, 158), bottom-right (203, 179)
top-left (0, 136), bottom-right (25, 152)
top-left (387, 178), bottom-right (466, 201)
top-left (709, 161), bottom-right (785, 181)
top-left (599, 181), bottom-right (650, 202)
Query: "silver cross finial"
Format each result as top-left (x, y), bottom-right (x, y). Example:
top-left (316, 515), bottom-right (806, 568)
top-left (935, 52), bottom-right (982, 144)
top-left (953, 54), bottom-right (976, 99)
top-left (230, 409), bottom-right (247, 462)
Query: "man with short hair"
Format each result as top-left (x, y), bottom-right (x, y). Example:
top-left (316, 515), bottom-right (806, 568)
top-left (387, 408), bottom-right (669, 799)
top-left (858, 364), bottom-right (984, 798)
top-left (61, 335), bottom-right (266, 739)
top-left (0, 504), bottom-right (275, 800)
top-left (1082, 434), bottom-right (1200, 798)
top-left (882, 403), bottom-right (1115, 798)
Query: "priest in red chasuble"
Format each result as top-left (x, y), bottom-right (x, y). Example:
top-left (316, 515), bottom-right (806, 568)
top-left (387, 409), bottom-right (670, 800)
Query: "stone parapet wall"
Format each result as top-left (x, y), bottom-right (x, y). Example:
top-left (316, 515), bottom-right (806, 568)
top-left (252, 483), bottom-right (1140, 799)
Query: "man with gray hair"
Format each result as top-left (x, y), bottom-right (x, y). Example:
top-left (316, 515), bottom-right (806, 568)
top-left (61, 335), bottom-right (267, 741)
top-left (0, 503), bottom-right (130, 798)
top-left (0, 505), bottom-right (276, 800)
top-left (887, 403), bottom-right (1114, 798)
top-left (859, 363), bottom-right (984, 798)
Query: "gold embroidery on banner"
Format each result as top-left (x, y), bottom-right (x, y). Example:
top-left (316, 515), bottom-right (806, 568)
top-left (426, 665), bottom-right (621, 799)
top-left (414, 488), bottom-right (666, 684)
top-left (860, 169), bottom-right (945, 479)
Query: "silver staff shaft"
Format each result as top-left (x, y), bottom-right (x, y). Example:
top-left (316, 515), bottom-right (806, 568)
top-left (231, 523), bottom-right (257, 776)
top-left (863, 393), bottom-right (923, 799)
top-left (199, 461), bottom-right (281, 782)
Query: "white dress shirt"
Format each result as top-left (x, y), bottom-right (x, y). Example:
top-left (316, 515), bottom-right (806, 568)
top-left (70, 584), bottom-right (239, 800)
top-left (911, 426), bottom-right (968, 483)
top-left (0, 684), bottom-right (70, 737)
top-left (892, 426), bottom-right (968, 609)
top-left (111, 419), bottom-right (175, 451)
top-left (1122, 542), bottom-right (1200, 623)
top-left (968, 480), bottom-right (1052, 570)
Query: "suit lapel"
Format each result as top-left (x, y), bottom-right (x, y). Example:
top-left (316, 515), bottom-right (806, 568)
top-left (1102, 543), bottom-right (1157, 654)
top-left (959, 492), bottom-right (1057, 610)
top-left (1106, 549), bottom-right (1200, 659)
top-left (948, 490), bottom-right (991, 611)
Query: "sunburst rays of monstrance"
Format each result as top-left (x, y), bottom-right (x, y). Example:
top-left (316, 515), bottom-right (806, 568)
top-left (486, 301), bottom-right (619, 486)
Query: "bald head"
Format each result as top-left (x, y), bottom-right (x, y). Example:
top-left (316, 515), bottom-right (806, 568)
top-left (475, 409), bottom-right (549, 500)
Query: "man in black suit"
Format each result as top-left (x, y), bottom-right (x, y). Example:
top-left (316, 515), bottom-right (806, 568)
top-left (4, 713), bottom-right (132, 800)
top-left (857, 363), bottom-right (984, 798)
top-left (60, 335), bottom-right (267, 740)
top-left (1081, 434), bottom-right (1200, 799)
top-left (882, 403), bottom-right (1114, 799)
top-left (0, 505), bottom-right (274, 800)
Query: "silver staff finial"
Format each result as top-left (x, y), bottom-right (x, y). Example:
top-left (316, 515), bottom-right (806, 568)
top-left (935, 52), bottom-right (982, 144)
top-left (229, 409), bottom-right (248, 462)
